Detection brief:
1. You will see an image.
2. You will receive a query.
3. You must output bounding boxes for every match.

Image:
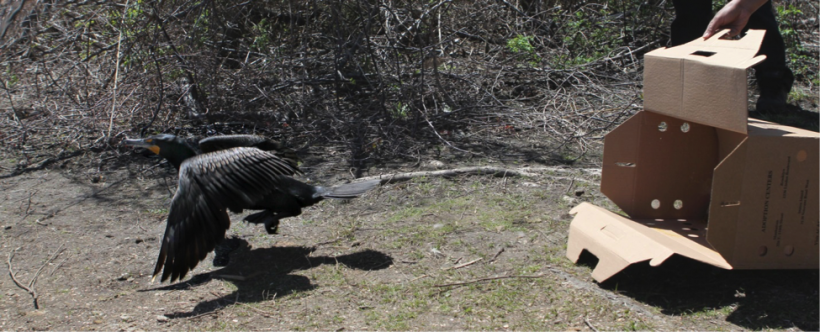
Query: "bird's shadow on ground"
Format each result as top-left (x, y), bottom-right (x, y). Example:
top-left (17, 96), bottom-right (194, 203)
top-left (140, 238), bottom-right (393, 319)
top-left (577, 252), bottom-right (819, 330)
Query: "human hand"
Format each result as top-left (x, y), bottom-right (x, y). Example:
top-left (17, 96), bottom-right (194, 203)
top-left (703, 0), bottom-right (768, 39)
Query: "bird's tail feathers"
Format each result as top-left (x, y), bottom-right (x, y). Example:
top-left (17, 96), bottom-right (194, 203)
top-left (316, 179), bottom-right (380, 199)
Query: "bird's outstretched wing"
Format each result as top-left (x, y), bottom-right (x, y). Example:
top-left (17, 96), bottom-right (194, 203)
top-left (153, 147), bottom-right (301, 282)
top-left (198, 135), bottom-right (299, 169)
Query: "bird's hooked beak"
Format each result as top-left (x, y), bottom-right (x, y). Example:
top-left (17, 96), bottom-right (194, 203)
top-left (123, 138), bottom-right (161, 155)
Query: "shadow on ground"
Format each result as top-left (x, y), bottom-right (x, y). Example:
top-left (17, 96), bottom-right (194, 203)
top-left (750, 105), bottom-right (820, 132)
top-left (139, 238), bottom-right (393, 319)
top-left (579, 253), bottom-right (819, 330)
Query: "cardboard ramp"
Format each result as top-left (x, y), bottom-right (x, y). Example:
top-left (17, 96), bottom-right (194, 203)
top-left (567, 203), bottom-right (731, 282)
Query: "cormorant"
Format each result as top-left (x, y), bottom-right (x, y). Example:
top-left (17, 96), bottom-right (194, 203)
top-left (123, 134), bottom-right (380, 283)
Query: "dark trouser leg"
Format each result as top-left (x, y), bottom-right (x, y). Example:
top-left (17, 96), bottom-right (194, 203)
top-left (745, 1), bottom-right (794, 112)
top-left (671, 0), bottom-right (713, 46)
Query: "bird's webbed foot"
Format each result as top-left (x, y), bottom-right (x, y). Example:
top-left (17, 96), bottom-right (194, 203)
top-left (264, 218), bottom-right (281, 234)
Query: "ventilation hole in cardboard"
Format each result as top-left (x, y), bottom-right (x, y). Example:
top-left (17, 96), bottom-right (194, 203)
top-left (646, 222), bottom-right (655, 226)
top-left (759, 246), bottom-right (768, 256)
top-left (797, 150), bottom-right (807, 162)
top-left (658, 122), bottom-right (668, 132)
top-left (720, 201), bottom-right (741, 207)
top-left (651, 199), bottom-right (661, 209)
top-left (655, 219), bottom-right (665, 222)
top-left (615, 162), bottom-right (636, 167)
top-left (682, 227), bottom-right (691, 231)
top-left (687, 234), bottom-right (699, 238)
top-left (576, 249), bottom-right (600, 268)
top-left (673, 200), bottom-right (683, 210)
top-left (691, 50), bottom-right (716, 57)
top-left (680, 123), bottom-right (690, 133)
top-left (784, 245), bottom-right (794, 256)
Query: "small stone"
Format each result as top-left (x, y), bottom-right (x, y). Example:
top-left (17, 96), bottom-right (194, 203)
top-left (93, 319), bottom-right (103, 324)
top-left (27, 310), bottom-right (45, 317)
top-left (427, 160), bottom-right (445, 169)
top-left (156, 315), bottom-right (169, 322)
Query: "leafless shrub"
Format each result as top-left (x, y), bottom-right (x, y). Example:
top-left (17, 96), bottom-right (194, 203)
top-left (0, 0), bottom-right (815, 174)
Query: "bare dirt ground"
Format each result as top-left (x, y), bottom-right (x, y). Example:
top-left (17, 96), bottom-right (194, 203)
top-left (1, 143), bottom-right (817, 331)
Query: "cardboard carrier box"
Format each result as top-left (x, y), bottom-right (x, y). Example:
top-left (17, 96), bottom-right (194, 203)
top-left (566, 30), bottom-right (819, 282)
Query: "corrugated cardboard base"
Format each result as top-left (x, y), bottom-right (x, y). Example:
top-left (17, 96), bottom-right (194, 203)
top-left (566, 203), bottom-right (731, 282)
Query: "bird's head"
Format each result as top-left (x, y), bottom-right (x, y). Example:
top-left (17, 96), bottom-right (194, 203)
top-left (123, 134), bottom-right (197, 170)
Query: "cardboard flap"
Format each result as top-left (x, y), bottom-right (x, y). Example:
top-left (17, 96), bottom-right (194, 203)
top-left (701, 29), bottom-right (766, 52)
top-left (567, 203), bottom-right (732, 282)
top-left (707, 134), bottom-right (746, 261)
top-left (601, 111), bottom-right (717, 220)
top-left (644, 30), bottom-right (768, 134)
top-left (654, 29), bottom-right (766, 68)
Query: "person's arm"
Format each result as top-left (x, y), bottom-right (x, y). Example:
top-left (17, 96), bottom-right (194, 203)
top-left (703, 0), bottom-right (769, 39)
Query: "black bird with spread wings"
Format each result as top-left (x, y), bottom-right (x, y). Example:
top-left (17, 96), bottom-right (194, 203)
top-left (123, 134), bottom-right (380, 283)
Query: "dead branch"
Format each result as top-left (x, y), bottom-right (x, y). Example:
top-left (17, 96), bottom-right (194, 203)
top-left (357, 166), bottom-right (600, 184)
top-left (0, 150), bottom-right (86, 179)
top-left (7, 248), bottom-right (37, 308)
top-left (6, 244), bottom-right (65, 309)
top-left (106, 0), bottom-right (129, 144)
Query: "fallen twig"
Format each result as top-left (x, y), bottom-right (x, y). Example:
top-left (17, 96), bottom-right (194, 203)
top-left (236, 302), bottom-right (275, 317)
top-left (7, 248), bottom-right (38, 308)
top-left (585, 316), bottom-right (600, 332)
top-left (6, 244), bottom-right (66, 309)
top-left (433, 273), bottom-right (546, 288)
top-left (0, 150), bottom-right (85, 179)
top-left (445, 257), bottom-right (483, 270)
top-left (357, 166), bottom-right (600, 185)
top-left (489, 247), bottom-right (505, 262)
